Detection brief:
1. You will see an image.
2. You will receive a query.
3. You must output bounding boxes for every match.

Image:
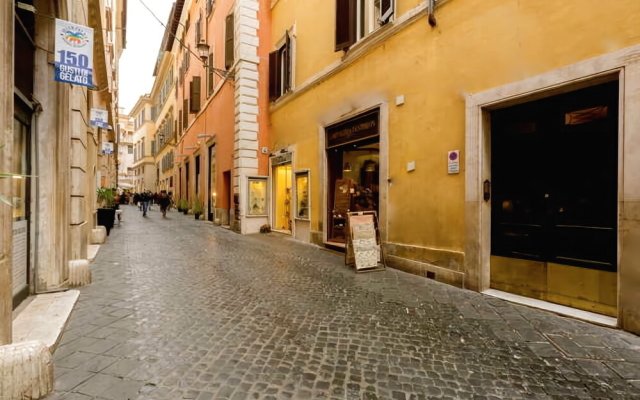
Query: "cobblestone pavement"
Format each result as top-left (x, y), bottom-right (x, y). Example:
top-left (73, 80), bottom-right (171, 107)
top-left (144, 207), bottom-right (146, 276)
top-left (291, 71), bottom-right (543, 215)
top-left (47, 206), bottom-right (640, 400)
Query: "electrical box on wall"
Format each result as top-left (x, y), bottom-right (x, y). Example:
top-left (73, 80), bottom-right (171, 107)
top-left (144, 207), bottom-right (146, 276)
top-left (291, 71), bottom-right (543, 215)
top-left (261, 147), bottom-right (269, 154)
top-left (406, 161), bottom-right (416, 172)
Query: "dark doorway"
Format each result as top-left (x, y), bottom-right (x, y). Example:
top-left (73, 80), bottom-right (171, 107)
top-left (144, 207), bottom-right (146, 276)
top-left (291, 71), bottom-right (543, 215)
top-left (490, 80), bottom-right (619, 315)
top-left (222, 170), bottom-right (231, 226)
top-left (208, 145), bottom-right (216, 221)
top-left (491, 81), bottom-right (618, 271)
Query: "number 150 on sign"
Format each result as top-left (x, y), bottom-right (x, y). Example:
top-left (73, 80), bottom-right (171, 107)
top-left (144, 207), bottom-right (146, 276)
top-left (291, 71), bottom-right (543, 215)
top-left (57, 50), bottom-right (89, 68)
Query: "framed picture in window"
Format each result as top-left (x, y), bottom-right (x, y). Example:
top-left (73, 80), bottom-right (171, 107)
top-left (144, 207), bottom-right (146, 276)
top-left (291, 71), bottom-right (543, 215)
top-left (295, 170), bottom-right (310, 220)
top-left (247, 177), bottom-right (267, 216)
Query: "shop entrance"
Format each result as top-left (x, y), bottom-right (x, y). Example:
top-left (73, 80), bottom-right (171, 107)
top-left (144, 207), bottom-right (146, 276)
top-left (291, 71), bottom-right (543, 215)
top-left (272, 163), bottom-right (292, 233)
top-left (326, 109), bottom-right (380, 244)
top-left (490, 80), bottom-right (618, 316)
top-left (222, 170), bottom-right (231, 226)
top-left (208, 145), bottom-right (216, 222)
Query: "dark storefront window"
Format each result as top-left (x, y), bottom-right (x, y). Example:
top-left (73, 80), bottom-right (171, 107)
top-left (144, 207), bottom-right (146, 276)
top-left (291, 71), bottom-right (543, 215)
top-left (326, 109), bottom-right (380, 243)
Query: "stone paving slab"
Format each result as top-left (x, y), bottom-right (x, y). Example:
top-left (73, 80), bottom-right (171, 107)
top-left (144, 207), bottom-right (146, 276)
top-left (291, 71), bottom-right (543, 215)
top-left (13, 290), bottom-right (80, 350)
top-left (45, 206), bottom-right (640, 399)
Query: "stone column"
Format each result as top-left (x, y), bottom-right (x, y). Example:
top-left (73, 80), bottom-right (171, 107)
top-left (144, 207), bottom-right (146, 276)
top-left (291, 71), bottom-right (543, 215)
top-left (33, 0), bottom-right (69, 292)
top-left (0, 0), bottom-right (14, 345)
top-left (233, 0), bottom-right (261, 233)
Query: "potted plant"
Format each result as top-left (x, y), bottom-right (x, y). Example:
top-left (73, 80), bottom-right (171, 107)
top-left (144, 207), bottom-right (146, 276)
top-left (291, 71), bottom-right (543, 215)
top-left (175, 197), bottom-right (183, 212)
top-left (180, 199), bottom-right (189, 215)
top-left (192, 198), bottom-right (204, 220)
top-left (96, 187), bottom-right (116, 235)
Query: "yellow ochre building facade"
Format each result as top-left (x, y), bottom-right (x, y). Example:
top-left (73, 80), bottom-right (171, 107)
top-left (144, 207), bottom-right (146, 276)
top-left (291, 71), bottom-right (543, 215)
top-left (267, 0), bottom-right (640, 334)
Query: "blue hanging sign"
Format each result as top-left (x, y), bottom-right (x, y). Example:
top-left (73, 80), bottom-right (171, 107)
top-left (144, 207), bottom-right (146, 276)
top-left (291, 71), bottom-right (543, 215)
top-left (90, 108), bottom-right (110, 129)
top-left (54, 19), bottom-right (94, 87)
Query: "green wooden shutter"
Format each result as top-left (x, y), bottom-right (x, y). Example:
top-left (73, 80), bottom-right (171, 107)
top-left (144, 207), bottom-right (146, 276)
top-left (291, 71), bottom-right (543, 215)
top-left (190, 76), bottom-right (201, 113)
top-left (225, 13), bottom-right (234, 70)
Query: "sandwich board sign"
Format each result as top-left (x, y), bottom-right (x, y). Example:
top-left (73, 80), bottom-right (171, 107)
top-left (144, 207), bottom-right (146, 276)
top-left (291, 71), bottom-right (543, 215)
top-left (346, 211), bottom-right (384, 272)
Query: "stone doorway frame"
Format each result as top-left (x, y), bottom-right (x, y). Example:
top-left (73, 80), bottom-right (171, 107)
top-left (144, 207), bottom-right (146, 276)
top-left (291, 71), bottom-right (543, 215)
top-left (464, 44), bottom-right (640, 333)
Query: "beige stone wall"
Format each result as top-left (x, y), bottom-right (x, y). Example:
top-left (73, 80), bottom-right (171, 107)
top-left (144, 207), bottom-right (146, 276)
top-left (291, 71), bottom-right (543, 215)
top-left (0, 0), bottom-right (14, 345)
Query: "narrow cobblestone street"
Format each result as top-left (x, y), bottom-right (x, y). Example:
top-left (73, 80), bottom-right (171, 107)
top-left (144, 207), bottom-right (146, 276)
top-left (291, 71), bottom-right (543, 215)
top-left (48, 206), bottom-right (640, 400)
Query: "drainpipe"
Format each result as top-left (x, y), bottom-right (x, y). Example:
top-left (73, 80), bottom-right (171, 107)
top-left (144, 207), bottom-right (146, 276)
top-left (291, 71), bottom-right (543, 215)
top-left (428, 0), bottom-right (437, 27)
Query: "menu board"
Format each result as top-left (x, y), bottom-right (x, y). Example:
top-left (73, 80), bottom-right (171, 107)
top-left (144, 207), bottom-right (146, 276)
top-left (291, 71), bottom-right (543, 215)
top-left (346, 212), bottom-right (381, 271)
top-left (333, 179), bottom-right (352, 212)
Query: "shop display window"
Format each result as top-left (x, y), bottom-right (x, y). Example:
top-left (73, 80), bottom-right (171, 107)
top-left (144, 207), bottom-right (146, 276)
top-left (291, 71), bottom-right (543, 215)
top-left (295, 171), bottom-right (309, 220)
top-left (12, 117), bottom-right (29, 220)
top-left (247, 177), bottom-right (267, 216)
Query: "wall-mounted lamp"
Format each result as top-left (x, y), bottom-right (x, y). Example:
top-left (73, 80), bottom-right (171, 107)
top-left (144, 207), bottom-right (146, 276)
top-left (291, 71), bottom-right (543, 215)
top-left (343, 162), bottom-right (352, 172)
top-left (197, 41), bottom-right (235, 80)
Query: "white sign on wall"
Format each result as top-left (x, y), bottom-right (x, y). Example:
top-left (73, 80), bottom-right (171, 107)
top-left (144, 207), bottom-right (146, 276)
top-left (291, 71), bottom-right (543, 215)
top-left (448, 150), bottom-right (460, 174)
top-left (102, 142), bottom-right (114, 155)
top-left (54, 19), bottom-right (94, 87)
top-left (90, 108), bottom-right (109, 129)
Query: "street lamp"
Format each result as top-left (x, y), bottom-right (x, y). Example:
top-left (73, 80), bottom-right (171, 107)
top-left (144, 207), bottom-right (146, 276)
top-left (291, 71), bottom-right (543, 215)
top-left (197, 41), bottom-right (209, 63)
top-left (196, 40), bottom-right (234, 80)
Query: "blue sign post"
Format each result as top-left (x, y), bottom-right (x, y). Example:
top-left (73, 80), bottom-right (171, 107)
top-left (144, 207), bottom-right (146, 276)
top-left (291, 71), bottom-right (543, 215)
top-left (54, 19), bottom-right (94, 87)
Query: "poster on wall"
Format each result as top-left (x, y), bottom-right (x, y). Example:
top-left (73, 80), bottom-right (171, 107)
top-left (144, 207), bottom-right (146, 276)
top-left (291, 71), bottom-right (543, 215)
top-left (54, 19), bottom-right (94, 87)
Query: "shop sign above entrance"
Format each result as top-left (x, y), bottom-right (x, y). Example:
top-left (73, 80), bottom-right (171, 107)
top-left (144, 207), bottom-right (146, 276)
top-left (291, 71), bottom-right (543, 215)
top-left (271, 151), bottom-right (292, 166)
top-left (326, 109), bottom-right (379, 149)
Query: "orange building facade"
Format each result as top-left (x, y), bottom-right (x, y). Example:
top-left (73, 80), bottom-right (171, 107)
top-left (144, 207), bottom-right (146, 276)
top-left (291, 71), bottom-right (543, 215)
top-left (174, 0), bottom-right (271, 233)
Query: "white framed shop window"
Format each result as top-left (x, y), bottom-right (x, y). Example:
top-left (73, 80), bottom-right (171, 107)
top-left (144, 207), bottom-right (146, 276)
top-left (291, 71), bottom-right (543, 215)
top-left (295, 170), bottom-right (310, 220)
top-left (247, 176), bottom-right (268, 216)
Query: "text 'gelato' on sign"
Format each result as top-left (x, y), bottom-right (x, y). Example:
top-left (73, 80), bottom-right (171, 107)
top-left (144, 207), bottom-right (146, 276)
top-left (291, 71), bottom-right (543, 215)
top-left (54, 19), bottom-right (94, 88)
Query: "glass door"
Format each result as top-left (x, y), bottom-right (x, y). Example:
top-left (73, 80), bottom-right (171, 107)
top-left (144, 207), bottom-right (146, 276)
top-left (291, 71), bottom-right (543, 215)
top-left (272, 164), bottom-right (292, 232)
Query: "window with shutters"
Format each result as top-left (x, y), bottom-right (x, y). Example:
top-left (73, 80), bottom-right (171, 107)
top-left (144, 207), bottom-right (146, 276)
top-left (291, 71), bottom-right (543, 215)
top-left (225, 13), bottom-right (234, 70)
top-left (335, 0), bottom-right (394, 51)
top-left (195, 12), bottom-right (202, 45)
top-left (190, 76), bottom-right (201, 113)
top-left (174, 120), bottom-right (178, 141)
top-left (206, 0), bottom-right (215, 16)
top-left (183, 99), bottom-right (189, 128)
top-left (269, 31), bottom-right (292, 101)
top-left (179, 110), bottom-right (183, 135)
top-left (207, 53), bottom-right (214, 96)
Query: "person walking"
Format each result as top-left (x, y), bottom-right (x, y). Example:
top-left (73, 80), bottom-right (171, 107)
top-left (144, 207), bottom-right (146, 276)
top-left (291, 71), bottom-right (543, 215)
top-left (158, 190), bottom-right (171, 218)
top-left (141, 191), bottom-right (151, 217)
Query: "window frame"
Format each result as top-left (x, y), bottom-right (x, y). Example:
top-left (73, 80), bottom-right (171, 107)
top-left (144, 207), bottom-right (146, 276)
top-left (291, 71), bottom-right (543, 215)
top-left (247, 176), bottom-right (268, 216)
top-left (269, 31), bottom-right (292, 101)
top-left (335, 0), bottom-right (394, 51)
top-left (295, 170), bottom-right (310, 221)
